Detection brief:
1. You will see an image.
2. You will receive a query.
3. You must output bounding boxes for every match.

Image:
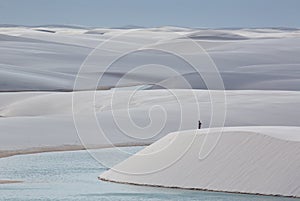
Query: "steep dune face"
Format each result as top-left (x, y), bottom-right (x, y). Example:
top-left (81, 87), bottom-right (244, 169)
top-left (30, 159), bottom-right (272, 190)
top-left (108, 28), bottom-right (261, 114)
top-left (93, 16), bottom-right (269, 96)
top-left (100, 127), bottom-right (300, 197)
top-left (1, 27), bottom-right (300, 91)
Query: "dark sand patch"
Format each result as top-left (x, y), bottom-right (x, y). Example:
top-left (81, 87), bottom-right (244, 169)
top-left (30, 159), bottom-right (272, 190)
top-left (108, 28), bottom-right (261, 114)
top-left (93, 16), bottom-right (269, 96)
top-left (0, 180), bottom-right (23, 184)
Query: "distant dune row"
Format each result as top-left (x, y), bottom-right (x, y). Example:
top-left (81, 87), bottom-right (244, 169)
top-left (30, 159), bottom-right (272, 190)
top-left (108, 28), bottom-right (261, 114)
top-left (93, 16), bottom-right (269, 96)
top-left (1, 27), bottom-right (300, 91)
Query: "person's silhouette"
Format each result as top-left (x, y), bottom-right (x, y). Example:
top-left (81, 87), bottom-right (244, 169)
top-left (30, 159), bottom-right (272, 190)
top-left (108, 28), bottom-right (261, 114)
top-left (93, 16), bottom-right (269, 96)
top-left (198, 121), bottom-right (202, 129)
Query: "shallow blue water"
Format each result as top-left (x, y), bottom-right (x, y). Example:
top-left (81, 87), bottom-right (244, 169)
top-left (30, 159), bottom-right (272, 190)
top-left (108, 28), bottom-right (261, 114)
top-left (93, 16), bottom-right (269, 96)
top-left (0, 147), bottom-right (299, 201)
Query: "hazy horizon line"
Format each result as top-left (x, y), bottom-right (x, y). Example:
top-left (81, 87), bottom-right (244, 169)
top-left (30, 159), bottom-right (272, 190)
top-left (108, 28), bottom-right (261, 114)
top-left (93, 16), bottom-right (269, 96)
top-left (1, 23), bottom-right (299, 30)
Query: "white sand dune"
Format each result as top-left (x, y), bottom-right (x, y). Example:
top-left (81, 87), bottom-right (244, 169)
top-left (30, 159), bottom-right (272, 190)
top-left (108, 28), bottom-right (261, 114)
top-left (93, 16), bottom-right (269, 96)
top-left (0, 26), bottom-right (300, 196)
top-left (100, 127), bottom-right (300, 197)
top-left (0, 90), bottom-right (299, 151)
top-left (1, 27), bottom-right (300, 91)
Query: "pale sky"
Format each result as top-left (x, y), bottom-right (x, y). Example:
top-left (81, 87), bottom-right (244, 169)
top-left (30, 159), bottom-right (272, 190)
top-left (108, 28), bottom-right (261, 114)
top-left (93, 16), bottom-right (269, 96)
top-left (0, 0), bottom-right (299, 28)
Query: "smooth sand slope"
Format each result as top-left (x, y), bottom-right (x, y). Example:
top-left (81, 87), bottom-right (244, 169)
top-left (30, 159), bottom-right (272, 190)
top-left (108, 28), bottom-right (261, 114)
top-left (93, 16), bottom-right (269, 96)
top-left (0, 90), bottom-right (299, 153)
top-left (100, 127), bottom-right (300, 197)
top-left (1, 26), bottom-right (299, 154)
top-left (1, 27), bottom-right (300, 91)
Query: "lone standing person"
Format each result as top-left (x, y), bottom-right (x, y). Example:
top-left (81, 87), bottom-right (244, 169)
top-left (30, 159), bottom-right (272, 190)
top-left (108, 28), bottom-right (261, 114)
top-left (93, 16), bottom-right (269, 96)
top-left (198, 120), bottom-right (202, 129)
